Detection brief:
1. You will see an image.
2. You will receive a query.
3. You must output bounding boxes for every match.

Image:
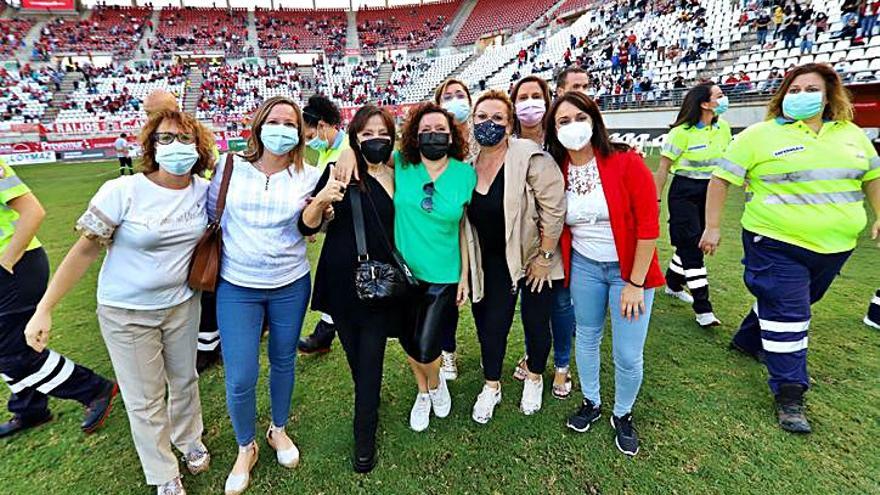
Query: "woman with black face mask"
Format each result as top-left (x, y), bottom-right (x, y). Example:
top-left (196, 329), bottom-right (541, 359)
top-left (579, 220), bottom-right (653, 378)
top-left (332, 102), bottom-right (475, 434)
top-left (464, 90), bottom-right (565, 424)
top-left (299, 105), bottom-right (401, 473)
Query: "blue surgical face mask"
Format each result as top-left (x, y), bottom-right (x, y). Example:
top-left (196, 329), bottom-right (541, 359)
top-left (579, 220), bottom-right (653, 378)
top-left (782, 91), bottom-right (824, 121)
top-left (442, 97), bottom-right (471, 123)
top-left (155, 141), bottom-right (199, 176)
top-left (261, 124), bottom-right (300, 155)
top-left (713, 96), bottom-right (729, 115)
top-left (306, 126), bottom-right (329, 151)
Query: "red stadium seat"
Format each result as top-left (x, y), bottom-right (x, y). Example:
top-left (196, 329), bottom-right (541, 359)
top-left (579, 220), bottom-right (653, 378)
top-left (357, 1), bottom-right (460, 52)
top-left (454, 0), bottom-right (558, 45)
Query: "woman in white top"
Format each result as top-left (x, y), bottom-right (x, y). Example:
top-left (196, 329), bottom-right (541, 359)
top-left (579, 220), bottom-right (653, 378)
top-left (25, 110), bottom-right (215, 495)
top-left (208, 96), bottom-right (322, 495)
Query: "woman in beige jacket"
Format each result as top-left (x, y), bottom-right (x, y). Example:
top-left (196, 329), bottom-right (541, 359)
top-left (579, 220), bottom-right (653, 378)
top-left (464, 90), bottom-right (566, 424)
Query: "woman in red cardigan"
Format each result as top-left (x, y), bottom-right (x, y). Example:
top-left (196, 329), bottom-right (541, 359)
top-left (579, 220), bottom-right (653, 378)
top-left (546, 92), bottom-right (664, 457)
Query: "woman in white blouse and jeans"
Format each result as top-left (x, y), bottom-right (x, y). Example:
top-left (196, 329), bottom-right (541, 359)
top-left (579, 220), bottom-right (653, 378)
top-left (208, 96), bottom-right (322, 495)
top-left (25, 110), bottom-right (214, 495)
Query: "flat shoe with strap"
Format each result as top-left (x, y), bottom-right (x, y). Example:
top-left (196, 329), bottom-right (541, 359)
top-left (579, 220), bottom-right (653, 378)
top-left (225, 442), bottom-right (258, 495)
top-left (267, 425), bottom-right (300, 468)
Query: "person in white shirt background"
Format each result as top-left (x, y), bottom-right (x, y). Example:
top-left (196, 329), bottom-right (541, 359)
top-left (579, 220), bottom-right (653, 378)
top-left (115, 133), bottom-right (133, 176)
top-left (207, 95), bottom-right (322, 495)
top-left (25, 110), bottom-right (216, 495)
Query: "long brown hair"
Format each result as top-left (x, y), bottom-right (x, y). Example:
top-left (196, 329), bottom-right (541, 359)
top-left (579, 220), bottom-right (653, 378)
top-left (545, 91), bottom-right (628, 166)
top-left (138, 110), bottom-right (215, 176)
top-left (670, 82), bottom-right (717, 128)
top-left (766, 63), bottom-right (853, 121)
top-left (400, 102), bottom-right (469, 165)
top-left (241, 95), bottom-right (305, 171)
top-left (347, 104), bottom-right (396, 187)
top-left (510, 75), bottom-right (551, 135)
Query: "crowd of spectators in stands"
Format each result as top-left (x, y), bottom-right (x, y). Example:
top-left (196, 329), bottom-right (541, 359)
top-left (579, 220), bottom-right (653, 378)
top-left (256, 10), bottom-right (347, 57)
top-left (0, 63), bottom-right (54, 123)
top-left (358, 11), bottom-right (451, 51)
top-left (32, 6), bottom-right (152, 61)
top-left (150, 7), bottom-right (249, 58)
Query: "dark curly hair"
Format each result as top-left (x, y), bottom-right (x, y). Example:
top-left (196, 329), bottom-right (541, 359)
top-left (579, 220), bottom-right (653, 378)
top-left (303, 94), bottom-right (342, 127)
top-left (138, 110), bottom-right (215, 176)
top-left (399, 102), bottom-right (469, 166)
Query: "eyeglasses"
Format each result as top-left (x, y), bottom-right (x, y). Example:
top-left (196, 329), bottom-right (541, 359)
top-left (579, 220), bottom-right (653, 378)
top-left (421, 182), bottom-right (435, 213)
top-left (154, 132), bottom-right (196, 145)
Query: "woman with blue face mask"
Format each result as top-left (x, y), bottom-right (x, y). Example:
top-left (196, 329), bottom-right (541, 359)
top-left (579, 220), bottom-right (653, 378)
top-left (653, 83), bottom-right (731, 328)
top-left (25, 110), bottom-right (216, 495)
top-left (432, 78), bottom-right (475, 382)
top-left (207, 96), bottom-right (321, 495)
top-left (701, 63), bottom-right (880, 434)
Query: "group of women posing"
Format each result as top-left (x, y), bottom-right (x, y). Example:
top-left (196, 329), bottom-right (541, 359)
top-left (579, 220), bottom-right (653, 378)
top-left (6, 62), bottom-right (877, 495)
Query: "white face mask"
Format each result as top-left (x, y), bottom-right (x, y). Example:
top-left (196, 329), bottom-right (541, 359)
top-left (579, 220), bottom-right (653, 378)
top-left (557, 120), bottom-right (593, 151)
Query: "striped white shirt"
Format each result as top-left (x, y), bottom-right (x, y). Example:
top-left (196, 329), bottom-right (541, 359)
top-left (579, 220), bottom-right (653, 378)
top-left (208, 154), bottom-right (321, 289)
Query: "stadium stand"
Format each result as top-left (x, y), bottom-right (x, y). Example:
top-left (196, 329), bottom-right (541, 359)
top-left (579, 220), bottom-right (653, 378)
top-left (255, 8), bottom-right (347, 57)
top-left (557, 0), bottom-right (597, 16)
top-left (151, 7), bottom-right (249, 57)
top-left (196, 62), bottom-right (306, 121)
top-left (454, 0), bottom-right (559, 45)
top-left (313, 59), bottom-right (390, 106)
top-left (357, 1), bottom-right (460, 52)
top-left (33, 6), bottom-right (151, 59)
top-left (390, 51), bottom-right (472, 102)
top-left (0, 65), bottom-right (54, 123)
top-left (0, 18), bottom-right (33, 58)
top-left (53, 63), bottom-right (187, 123)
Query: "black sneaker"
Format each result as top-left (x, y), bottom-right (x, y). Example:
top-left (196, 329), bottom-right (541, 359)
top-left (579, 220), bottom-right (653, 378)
top-left (298, 320), bottom-right (336, 355)
top-left (81, 381), bottom-right (118, 434)
top-left (729, 340), bottom-right (766, 364)
top-left (566, 398), bottom-right (601, 433)
top-left (0, 411), bottom-right (52, 438)
top-left (610, 413), bottom-right (640, 456)
top-left (775, 383), bottom-right (811, 434)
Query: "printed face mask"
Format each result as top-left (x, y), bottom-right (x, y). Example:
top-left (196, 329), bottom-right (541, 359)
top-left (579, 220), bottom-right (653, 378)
top-left (473, 120), bottom-right (507, 147)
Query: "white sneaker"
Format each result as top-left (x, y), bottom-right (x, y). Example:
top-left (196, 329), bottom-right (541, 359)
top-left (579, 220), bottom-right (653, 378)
top-left (409, 392), bottom-right (431, 432)
top-left (429, 374), bottom-right (452, 418)
top-left (664, 286), bottom-right (694, 304)
top-left (158, 477), bottom-right (185, 495)
top-left (472, 384), bottom-right (502, 424)
top-left (183, 443), bottom-right (210, 475)
top-left (696, 312), bottom-right (722, 327)
top-left (864, 316), bottom-right (880, 330)
top-left (520, 376), bottom-right (544, 415)
top-left (440, 351), bottom-right (458, 381)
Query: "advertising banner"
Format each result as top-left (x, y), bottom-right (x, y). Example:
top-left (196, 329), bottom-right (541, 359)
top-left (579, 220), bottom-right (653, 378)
top-left (60, 150), bottom-right (109, 161)
top-left (22, 0), bottom-right (75, 10)
top-left (0, 142), bottom-right (42, 154)
top-left (0, 151), bottom-right (57, 165)
top-left (47, 118), bottom-right (146, 135)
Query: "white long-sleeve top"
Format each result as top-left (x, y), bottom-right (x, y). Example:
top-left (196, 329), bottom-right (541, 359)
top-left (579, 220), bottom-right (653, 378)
top-left (208, 153), bottom-right (321, 289)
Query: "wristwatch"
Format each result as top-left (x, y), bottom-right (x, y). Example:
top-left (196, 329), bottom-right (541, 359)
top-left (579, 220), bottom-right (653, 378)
top-left (539, 249), bottom-right (554, 260)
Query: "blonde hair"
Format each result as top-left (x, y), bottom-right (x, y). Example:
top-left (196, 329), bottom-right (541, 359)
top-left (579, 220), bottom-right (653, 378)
top-left (473, 89), bottom-right (515, 126)
top-left (241, 95), bottom-right (305, 171)
top-left (766, 63), bottom-right (854, 121)
top-left (433, 79), bottom-right (472, 105)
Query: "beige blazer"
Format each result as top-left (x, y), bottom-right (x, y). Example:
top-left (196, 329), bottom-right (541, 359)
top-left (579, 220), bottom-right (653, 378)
top-left (466, 137), bottom-right (566, 303)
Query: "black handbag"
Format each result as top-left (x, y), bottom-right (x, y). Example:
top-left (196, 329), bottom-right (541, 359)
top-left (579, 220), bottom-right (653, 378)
top-left (351, 185), bottom-right (416, 303)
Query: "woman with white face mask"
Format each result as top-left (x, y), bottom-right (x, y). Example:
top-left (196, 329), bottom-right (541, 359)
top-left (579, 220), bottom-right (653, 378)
top-left (207, 96), bottom-right (321, 495)
top-left (546, 92), bottom-right (664, 458)
top-left (701, 63), bottom-right (880, 434)
top-left (25, 110), bottom-right (215, 495)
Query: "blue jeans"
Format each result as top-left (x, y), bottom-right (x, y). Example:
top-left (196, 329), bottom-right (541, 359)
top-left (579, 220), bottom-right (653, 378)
top-left (570, 252), bottom-right (655, 417)
top-left (757, 28), bottom-right (768, 45)
top-left (217, 274), bottom-right (311, 445)
top-left (863, 15), bottom-right (877, 38)
top-left (521, 284), bottom-right (576, 369)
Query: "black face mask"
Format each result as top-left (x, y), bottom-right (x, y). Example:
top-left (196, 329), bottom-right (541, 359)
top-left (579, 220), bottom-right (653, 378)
top-left (360, 138), bottom-right (393, 165)
top-left (418, 132), bottom-right (450, 161)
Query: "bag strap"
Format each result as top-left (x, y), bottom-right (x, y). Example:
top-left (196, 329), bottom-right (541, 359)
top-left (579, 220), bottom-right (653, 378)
top-left (214, 153), bottom-right (235, 223)
top-left (350, 186), bottom-right (369, 261)
top-left (361, 183), bottom-right (418, 285)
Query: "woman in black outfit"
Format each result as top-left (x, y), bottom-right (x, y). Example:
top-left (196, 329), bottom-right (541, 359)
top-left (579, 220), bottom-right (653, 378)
top-left (298, 105), bottom-right (400, 473)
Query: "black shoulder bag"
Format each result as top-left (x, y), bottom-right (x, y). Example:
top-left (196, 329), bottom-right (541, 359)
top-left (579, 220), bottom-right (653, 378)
top-left (351, 186), bottom-right (417, 303)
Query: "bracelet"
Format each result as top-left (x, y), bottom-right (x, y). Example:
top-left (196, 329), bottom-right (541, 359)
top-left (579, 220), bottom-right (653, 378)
top-left (628, 279), bottom-right (645, 288)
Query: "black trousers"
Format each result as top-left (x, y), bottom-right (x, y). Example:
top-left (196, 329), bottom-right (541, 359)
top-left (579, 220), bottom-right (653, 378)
top-left (665, 175), bottom-right (713, 315)
top-left (866, 289), bottom-right (880, 325)
top-left (399, 283), bottom-right (457, 364)
top-left (336, 309), bottom-right (398, 455)
top-left (0, 249), bottom-right (109, 420)
top-left (472, 255), bottom-right (552, 381)
top-left (198, 291), bottom-right (220, 353)
top-left (118, 157), bottom-right (133, 175)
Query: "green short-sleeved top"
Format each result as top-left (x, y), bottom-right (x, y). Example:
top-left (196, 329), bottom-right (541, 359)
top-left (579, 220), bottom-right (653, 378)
top-left (0, 159), bottom-right (41, 254)
top-left (714, 117), bottom-right (880, 254)
top-left (393, 150), bottom-right (477, 284)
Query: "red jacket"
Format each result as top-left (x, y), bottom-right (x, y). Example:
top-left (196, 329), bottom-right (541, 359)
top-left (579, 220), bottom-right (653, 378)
top-left (561, 150), bottom-right (665, 289)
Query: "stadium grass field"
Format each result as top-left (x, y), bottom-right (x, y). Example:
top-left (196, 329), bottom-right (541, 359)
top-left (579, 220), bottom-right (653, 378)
top-left (1, 158), bottom-right (878, 495)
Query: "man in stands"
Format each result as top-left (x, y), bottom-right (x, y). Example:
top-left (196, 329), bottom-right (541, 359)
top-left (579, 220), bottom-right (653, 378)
top-left (114, 133), bottom-right (132, 176)
top-left (555, 66), bottom-right (591, 97)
